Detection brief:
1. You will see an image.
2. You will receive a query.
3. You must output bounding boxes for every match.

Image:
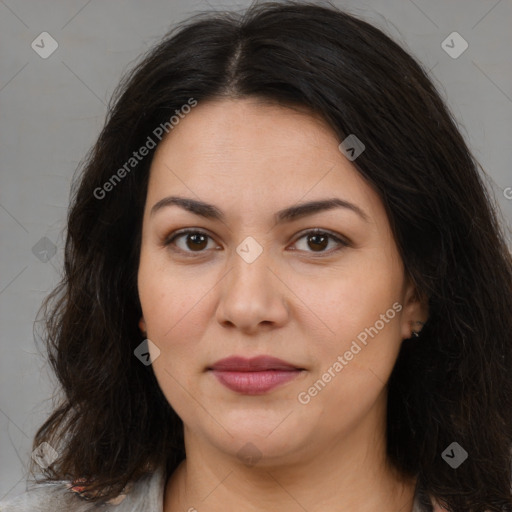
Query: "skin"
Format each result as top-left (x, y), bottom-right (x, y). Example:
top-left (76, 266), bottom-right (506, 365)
top-left (137, 97), bottom-right (429, 512)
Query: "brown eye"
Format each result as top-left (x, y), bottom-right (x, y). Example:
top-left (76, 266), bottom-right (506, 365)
top-left (164, 228), bottom-right (348, 258)
top-left (292, 229), bottom-right (348, 255)
top-left (184, 232), bottom-right (209, 251)
top-left (165, 230), bottom-right (216, 254)
top-left (306, 233), bottom-right (329, 251)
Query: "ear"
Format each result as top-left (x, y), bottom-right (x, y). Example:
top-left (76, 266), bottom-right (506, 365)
top-left (138, 317), bottom-right (147, 335)
top-left (400, 277), bottom-right (429, 340)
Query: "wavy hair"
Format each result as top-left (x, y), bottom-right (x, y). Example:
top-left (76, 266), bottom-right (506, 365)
top-left (30, 2), bottom-right (512, 510)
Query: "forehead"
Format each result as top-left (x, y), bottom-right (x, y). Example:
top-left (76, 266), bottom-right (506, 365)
top-left (146, 98), bottom-right (381, 221)
top-left (153, 97), bottom-right (334, 162)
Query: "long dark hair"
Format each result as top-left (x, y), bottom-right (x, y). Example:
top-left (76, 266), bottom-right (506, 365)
top-left (30, 2), bottom-right (512, 510)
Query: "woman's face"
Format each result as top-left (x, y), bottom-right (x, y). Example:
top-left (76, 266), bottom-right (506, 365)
top-left (137, 98), bottom-right (425, 467)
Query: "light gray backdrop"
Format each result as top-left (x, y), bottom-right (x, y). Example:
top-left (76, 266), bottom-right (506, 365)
top-left (1, 0), bottom-right (511, 499)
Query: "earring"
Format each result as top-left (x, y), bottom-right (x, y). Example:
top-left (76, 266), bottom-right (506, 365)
top-left (412, 321), bottom-right (425, 338)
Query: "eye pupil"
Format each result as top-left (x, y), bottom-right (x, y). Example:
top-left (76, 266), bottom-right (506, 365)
top-left (308, 234), bottom-right (328, 251)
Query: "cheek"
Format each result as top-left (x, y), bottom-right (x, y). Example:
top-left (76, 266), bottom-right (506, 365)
top-left (293, 260), bottom-right (402, 335)
top-left (138, 245), bottom-right (203, 334)
top-left (137, 262), bottom-right (211, 417)
top-left (140, 281), bottom-right (207, 349)
top-left (297, 280), bottom-right (403, 432)
top-left (137, 255), bottom-right (223, 396)
top-left (292, 262), bottom-right (404, 383)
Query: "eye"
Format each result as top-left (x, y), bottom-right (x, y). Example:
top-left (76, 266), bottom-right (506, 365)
top-left (291, 228), bottom-right (349, 255)
top-left (164, 228), bottom-right (349, 257)
top-left (164, 229), bottom-right (218, 255)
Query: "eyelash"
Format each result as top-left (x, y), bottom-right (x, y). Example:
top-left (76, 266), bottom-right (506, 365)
top-left (163, 228), bottom-right (350, 258)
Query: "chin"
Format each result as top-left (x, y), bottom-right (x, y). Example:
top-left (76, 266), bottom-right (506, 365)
top-left (200, 410), bottom-right (313, 464)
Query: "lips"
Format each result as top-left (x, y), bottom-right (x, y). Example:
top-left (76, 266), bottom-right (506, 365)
top-left (209, 355), bottom-right (303, 372)
top-left (208, 356), bottom-right (305, 395)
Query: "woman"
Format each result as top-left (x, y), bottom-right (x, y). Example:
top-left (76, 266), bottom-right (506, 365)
top-left (1, 2), bottom-right (511, 511)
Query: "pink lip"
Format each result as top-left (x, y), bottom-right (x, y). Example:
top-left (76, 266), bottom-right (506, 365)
top-left (208, 356), bottom-right (304, 395)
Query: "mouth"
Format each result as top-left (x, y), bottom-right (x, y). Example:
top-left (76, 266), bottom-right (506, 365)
top-left (207, 355), bottom-right (305, 395)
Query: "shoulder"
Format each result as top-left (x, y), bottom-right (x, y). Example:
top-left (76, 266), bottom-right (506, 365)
top-left (0, 480), bottom-right (92, 512)
top-left (0, 468), bottom-right (166, 512)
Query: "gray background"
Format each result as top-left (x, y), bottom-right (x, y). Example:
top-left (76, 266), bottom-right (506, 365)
top-left (1, 0), bottom-right (511, 499)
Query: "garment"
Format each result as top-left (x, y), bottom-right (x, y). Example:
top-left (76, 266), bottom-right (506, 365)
top-left (0, 466), bottom-right (442, 512)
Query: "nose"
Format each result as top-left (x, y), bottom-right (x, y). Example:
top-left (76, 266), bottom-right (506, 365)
top-left (215, 243), bottom-right (290, 334)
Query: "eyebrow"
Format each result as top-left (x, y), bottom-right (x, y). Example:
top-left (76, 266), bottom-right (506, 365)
top-left (150, 195), bottom-right (369, 224)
